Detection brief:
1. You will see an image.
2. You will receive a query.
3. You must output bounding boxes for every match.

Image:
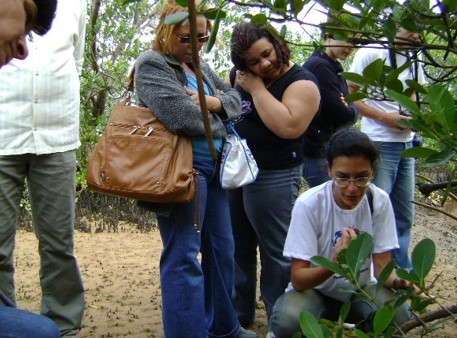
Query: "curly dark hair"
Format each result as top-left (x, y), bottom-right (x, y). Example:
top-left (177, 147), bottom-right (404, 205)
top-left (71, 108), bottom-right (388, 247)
top-left (230, 22), bottom-right (290, 72)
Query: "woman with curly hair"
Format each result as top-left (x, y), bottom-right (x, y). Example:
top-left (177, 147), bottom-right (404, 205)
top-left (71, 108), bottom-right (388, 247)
top-left (228, 22), bottom-right (320, 334)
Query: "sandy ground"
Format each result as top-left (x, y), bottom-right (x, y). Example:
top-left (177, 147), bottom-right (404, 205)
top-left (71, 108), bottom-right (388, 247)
top-left (13, 202), bottom-right (457, 338)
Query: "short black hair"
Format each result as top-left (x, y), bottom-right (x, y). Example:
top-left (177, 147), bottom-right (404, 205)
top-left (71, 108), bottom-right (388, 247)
top-left (326, 128), bottom-right (379, 169)
top-left (32, 0), bottom-right (57, 35)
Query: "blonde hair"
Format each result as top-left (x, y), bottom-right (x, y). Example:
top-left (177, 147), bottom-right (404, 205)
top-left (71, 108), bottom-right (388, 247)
top-left (154, 0), bottom-right (212, 53)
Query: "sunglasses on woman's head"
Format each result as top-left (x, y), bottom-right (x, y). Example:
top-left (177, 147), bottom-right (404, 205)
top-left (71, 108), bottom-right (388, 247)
top-left (175, 33), bottom-right (209, 44)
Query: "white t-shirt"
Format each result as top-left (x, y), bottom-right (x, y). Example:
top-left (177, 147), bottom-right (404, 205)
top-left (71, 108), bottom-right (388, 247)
top-left (283, 181), bottom-right (399, 302)
top-left (349, 44), bottom-right (425, 142)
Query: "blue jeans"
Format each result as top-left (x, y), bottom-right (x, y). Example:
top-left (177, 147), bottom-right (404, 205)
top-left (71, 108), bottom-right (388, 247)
top-left (0, 306), bottom-right (60, 338)
top-left (302, 156), bottom-right (330, 188)
top-left (373, 142), bottom-right (415, 269)
top-left (228, 165), bottom-right (302, 324)
top-left (0, 152), bottom-right (85, 336)
top-left (270, 284), bottom-right (411, 338)
top-left (157, 159), bottom-right (240, 338)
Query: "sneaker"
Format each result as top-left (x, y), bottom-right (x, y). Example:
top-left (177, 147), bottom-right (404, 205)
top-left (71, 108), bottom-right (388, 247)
top-left (235, 327), bottom-right (257, 338)
top-left (265, 331), bottom-right (276, 338)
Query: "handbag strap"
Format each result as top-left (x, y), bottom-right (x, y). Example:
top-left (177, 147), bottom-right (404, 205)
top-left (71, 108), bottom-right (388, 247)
top-left (125, 63), bottom-right (216, 157)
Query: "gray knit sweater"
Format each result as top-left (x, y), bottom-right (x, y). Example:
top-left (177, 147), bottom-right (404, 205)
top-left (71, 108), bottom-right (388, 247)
top-left (134, 50), bottom-right (241, 138)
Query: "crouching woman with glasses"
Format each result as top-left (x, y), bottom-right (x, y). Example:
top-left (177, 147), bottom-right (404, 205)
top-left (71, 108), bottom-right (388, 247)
top-left (269, 128), bottom-right (416, 338)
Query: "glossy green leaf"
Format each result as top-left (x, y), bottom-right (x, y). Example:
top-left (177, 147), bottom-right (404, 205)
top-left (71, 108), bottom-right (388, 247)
top-left (251, 13), bottom-right (268, 25)
top-left (383, 17), bottom-right (397, 41)
top-left (401, 146), bottom-right (438, 159)
top-left (376, 260), bottom-right (395, 292)
top-left (205, 9), bottom-right (223, 52)
top-left (373, 305), bottom-right (394, 335)
top-left (396, 268), bottom-right (420, 285)
top-left (424, 149), bottom-right (456, 168)
top-left (345, 233), bottom-right (373, 278)
top-left (341, 72), bottom-right (372, 87)
top-left (345, 92), bottom-right (367, 103)
top-left (355, 329), bottom-right (370, 338)
top-left (175, 0), bottom-right (188, 7)
top-left (311, 256), bottom-right (346, 276)
top-left (362, 58), bottom-right (384, 83)
top-left (411, 238), bottom-right (435, 284)
top-left (428, 84), bottom-right (456, 130)
top-left (299, 311), bottom-right (325, 338)
top-left (385, 89), bottom-right (420, 114)
top-left (164, 12), bottom-right (189, 25)
top-left (339, 301), bottom-right (351, 322)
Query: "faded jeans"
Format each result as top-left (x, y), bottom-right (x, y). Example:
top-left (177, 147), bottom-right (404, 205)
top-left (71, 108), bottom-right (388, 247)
top-left (0, 152), bottom-right (85, 336)
top-left (228, 165), bottom-right (302, 325)
top-left (157, 159), bottom-right (240, 338)
top-left (302, 156), bottom-right (330, 188)
top-left (270, 284), bottom-right (412, 338)
top-left (373, 141), bottom-right (415, 269)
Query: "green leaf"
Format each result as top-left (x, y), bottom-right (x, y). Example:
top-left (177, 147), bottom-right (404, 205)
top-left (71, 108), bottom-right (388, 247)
top-left (205, 9), bottom-right (223, 52)
top-left (345, 92), bottom-right (367, 103)
top-left (341, 72), bottom-right (372, 87)
top-left (251, 13), bottom-right (268, 25)
top-left (279, 25), bottom-right (287, 38)
top-left (311, 256), bottom-right (347, 276)
top-left (411, 238), bottom-right (435, 284)
top-left (355, 329), bottom-right (370, 338)
top-left (385, 89), bottom-right (420, 114)
top-left (383, 17), bottom-right (397, 41)
top-left (164, 12), bottom-right (189, 25)
top-left (373, 305), bottom-right (394, 335)
top-left (401, 147), bottom-right (438, 159)
top-left (339, 301), bottom-right (351, 322)
top-left (345, 233), bottom-right (373, 278)
top-left (175, 0), bottom-right (188, 7)
top-left (424, 149), bottom-right (456, 168)
top-left (377, 260), bottom-right (395, 292)
top-left (362, 58), bottom-right (384, 83)
top-left (396, 268), bottom-right (420, 285)
top-left (299, 311), bottom-right (324, 338)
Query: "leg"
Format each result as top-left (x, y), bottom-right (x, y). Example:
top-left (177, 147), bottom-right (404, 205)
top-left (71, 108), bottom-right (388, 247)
top-left (390, 146), bottom-right (415, 270)
top-left (373, 142), bottom-right (414, 269)
top-left (0, 155), bottom-right (28, 305)
top-left (270, 289), bottom-right (340, 338)
top-left (242, 166), bottom-right (301, 319)
top-left (348, 283), bottom-right (412, 333)
top-left (27, 152), bottom-right (85, 336)
top-left (0, 305), bottom-right (60, 338)
top-left (229, 188), bottom-right (258, 326)
top-left (302, 156), bottom-right (330, 188)
top-left (202, 168), bottom-right (240, 338)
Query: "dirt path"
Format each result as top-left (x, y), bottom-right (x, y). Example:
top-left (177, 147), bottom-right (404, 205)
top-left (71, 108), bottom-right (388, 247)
top-left (13, 205), bottom-right (457, 337)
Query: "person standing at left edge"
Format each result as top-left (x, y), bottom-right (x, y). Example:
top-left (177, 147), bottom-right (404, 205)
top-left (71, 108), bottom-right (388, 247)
top-left (0, 1), bottom-right (87, 337)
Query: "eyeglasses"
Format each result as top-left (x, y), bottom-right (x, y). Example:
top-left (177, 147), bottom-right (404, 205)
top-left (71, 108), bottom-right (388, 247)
top-left (175, 33), bottom-right (209, 44)
top-left (332, 176), bottom-right (372, 188)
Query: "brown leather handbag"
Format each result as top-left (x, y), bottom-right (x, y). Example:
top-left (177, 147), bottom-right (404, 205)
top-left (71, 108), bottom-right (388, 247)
top-left (86, 93), bottom-right (196, 204)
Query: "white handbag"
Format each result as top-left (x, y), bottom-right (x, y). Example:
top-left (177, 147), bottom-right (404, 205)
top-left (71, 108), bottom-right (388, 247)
top-left (220, 123), bottom-right (259, 189)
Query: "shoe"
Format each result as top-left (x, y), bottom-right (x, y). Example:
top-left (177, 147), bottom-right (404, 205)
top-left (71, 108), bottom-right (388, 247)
top-left (265, 331), bottom-right (276, 338)
top-left (235, 327), bottom-right (257, 338)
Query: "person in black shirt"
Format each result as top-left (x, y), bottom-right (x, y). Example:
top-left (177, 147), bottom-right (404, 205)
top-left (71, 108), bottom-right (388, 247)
top-left (229, 21), bottom-right (320, 334)
top-left (302, 19), bottom-right (358, 187)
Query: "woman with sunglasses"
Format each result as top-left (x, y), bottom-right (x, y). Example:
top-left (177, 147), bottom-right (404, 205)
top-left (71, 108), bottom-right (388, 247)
top-left (135, 0), bottom-right (257, 338)
top-left (269, 128), bottom-right (414, 337)
top-left (134, 1), bottom-right (255, 337)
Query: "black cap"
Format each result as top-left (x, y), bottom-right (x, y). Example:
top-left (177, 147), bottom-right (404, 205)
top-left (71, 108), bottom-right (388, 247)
top-left (32, 0), bottom-right (57, 35)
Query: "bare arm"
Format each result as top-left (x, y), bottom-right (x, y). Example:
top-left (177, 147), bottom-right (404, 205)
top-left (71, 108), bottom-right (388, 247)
top-left (291, 228), bottom-right (356, 291)
top-left (238, 71), bottom-right (320, 139)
